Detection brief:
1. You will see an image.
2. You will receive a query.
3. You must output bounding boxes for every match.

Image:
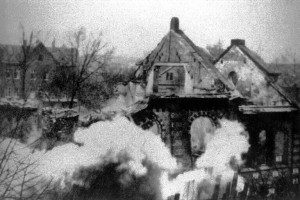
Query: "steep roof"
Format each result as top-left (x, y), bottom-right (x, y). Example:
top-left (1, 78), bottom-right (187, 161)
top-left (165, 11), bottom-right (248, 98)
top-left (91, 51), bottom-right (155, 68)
top-left (33, 42), bottom-right (58, 62)
top-left (137, 17), bottom-right (235, 91)
top-left (0, 44), bottom-right (22, 64)
top-left (0, 42), bottom-right (75, 65)
top-left (215, 40), bottom-right (300, 108)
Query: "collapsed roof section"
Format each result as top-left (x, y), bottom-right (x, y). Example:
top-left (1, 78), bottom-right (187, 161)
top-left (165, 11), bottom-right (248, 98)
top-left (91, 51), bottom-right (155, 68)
top-left (135, 17), bottom-right (237, 99)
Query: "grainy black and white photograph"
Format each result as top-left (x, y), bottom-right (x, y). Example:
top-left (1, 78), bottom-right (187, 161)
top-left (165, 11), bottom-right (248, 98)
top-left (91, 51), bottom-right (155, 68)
top-left (0, 0), bottom-right (300, 199)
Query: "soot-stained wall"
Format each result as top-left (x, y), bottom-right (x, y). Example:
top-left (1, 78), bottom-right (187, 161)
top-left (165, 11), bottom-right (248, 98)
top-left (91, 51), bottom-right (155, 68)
top-left (131, 98), bottom-right (231, 169)
top-left (131, 99), bottom-right (299, 171)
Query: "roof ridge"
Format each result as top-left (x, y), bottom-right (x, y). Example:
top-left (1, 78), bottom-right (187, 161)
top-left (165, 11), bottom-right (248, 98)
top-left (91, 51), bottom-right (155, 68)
top-left (173, 30), bottom-right (235, 91)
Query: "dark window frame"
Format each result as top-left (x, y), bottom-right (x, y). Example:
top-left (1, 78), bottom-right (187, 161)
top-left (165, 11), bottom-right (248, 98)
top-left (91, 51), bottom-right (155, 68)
top-left (166, 72), bottom-right (174, 80)
top-left (38, 54), bottom-right (44, 61)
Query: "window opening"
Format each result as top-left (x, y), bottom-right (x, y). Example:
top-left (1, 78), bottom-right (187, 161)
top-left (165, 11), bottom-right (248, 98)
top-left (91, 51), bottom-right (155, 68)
top-left (275, 131), bottom-right (287, 164)
top-left (190, 117), bottom-right (215, 157)
top-left (228, 71), bottom-right (238, 86)
top-left (7, 87), bottom-right (12, 97)
top-left (44, 73), bottom-right (49, 81)
top-left (166, 72), bottom-right (173, 80)
top-left (14, 69), bottom-right (20, 79)
top-left (14, 88), bottom-right (19, 97)
top-left (38, 54), bottom-right (43, 61)
top-left (6, 69), bottom-right (12, 79)
top-left (30, 70), bottom-right (36, 80)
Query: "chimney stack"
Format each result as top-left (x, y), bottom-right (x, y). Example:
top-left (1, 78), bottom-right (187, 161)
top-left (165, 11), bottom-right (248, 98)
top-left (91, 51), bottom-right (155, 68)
top-left (170, 17), bottom-right (179, 32)
top-left (231, 39), bottom-right (245, 46)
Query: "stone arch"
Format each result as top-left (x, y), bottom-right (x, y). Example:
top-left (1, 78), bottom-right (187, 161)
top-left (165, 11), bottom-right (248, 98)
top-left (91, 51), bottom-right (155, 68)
top-left (188, 111), bottom-right (221, 157)
top-left (188, 111), bottom-right (219, 127)
top-left (131, 110), bottom-right (167, 141)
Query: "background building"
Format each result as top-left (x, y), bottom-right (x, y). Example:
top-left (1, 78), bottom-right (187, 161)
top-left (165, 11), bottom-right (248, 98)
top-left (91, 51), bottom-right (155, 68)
top-left (0, 41), bottom-right (76, 107)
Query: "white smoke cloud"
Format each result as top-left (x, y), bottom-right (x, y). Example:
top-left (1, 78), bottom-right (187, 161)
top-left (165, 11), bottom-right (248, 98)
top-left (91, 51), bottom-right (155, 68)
top-left (37, 116), bottom-right (178, 187)
top-left (0, 116), bottom-right (250, 200)
top-left (196, 119), bottom-right (249, 172)
top-left (160, 119), bottom-right (250, 199)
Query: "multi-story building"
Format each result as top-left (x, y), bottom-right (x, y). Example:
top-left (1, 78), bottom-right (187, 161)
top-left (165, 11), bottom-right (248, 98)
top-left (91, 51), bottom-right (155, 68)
top-left (0, 41), bottom-right (75, 107)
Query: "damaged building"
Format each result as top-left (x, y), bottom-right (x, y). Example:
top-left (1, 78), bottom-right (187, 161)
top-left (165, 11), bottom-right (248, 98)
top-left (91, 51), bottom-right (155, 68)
top-left (122, 17), bottom-right (300, 199)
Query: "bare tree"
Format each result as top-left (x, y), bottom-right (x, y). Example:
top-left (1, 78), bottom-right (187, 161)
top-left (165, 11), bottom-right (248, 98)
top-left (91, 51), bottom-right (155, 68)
top-left (16, 26), bottom-right (39, 100)
top-left (206, 39), bottom-right (225, 61)
top-left (0, 112), bottom-right (54, 200)
top-left (63, 27), bottom-right (114, 108)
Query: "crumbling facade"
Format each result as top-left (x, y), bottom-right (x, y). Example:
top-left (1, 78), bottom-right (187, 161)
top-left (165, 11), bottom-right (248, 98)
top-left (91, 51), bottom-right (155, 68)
top-left (126, 18), bottom-right (300, 199)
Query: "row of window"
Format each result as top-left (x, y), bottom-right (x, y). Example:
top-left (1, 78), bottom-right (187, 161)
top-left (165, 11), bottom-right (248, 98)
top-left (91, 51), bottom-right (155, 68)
top-left (190, 117), bottom-right (289, 166)
top-left (166, 72), bottom-right (174, 80)
top-left (6, 69), bottom-right (20, 79)
top-left (4, 87), bottom-right (36, 97)
top-left (148, 116), bottom-right (290, 166)
top-left (5, 87), bottom-right (19, 97)
top-left (5, 69), bottom-right (49, 80)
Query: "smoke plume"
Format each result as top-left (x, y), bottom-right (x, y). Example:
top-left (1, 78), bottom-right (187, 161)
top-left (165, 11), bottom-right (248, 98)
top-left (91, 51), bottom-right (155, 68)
top-left (1, 116), bottom-right (250, 200)
top-left (160, 119), bottom-right (250, 199)
top-left (36, 116), bottom-right (177, 199)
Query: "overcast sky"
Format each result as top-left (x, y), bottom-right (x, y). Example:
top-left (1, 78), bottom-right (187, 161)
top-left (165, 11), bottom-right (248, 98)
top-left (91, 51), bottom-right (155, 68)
top-left (1, 0), bottom-right (300, 62)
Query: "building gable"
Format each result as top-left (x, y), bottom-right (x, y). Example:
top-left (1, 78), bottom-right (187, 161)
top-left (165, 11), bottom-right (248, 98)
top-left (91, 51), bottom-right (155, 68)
top-left (137, 18), bottom-right (235, 98)
top-left (215, 40), bottom-right (297, 110)
top-left (32, 43), bottom-right (57, 64)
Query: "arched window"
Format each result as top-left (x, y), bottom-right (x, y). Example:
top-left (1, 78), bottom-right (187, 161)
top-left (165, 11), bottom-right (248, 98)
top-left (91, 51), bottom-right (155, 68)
top-left (136, 115), bottom-right (162, 136)
top-left (190, 117), bottom-right (215, 156)
top-left (228, 71), bottom-right (238, 86)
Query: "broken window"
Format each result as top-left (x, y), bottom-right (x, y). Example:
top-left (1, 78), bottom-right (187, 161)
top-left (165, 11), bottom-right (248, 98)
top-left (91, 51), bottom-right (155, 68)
top-left (246, 124), bottom-right (289, 167)
top-left (190, 117), bottom-right (215, 157)
top-left (228, 71), bottom-right (238, 86)
top-left (166, 72), bottom-right (173, 80)
top-left (256, 130), bottom-right (268, 165)
top-left (154, 64), bottom-right (185, 94)
top-left (274, 131), bottom-right (288, 164)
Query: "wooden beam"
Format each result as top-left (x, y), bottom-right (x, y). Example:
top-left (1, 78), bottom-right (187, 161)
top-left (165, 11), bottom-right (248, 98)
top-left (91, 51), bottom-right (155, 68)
top-left (153, 62), bottom-right (189, 66)
top-left (239, 105), bottom-right (298, 114)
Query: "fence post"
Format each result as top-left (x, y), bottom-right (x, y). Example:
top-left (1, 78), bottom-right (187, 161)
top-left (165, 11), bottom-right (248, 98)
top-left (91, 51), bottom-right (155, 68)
top-left (212, 175), bottom-right (222, 200)
top-left (230, 173), bottom-right (239, 199)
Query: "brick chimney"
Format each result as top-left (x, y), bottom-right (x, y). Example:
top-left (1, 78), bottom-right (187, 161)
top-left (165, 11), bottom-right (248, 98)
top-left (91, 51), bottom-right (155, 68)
top-left (170, 17), bottom-right (179, 32)
top-left (231, 39), bottom-right (245, 46)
